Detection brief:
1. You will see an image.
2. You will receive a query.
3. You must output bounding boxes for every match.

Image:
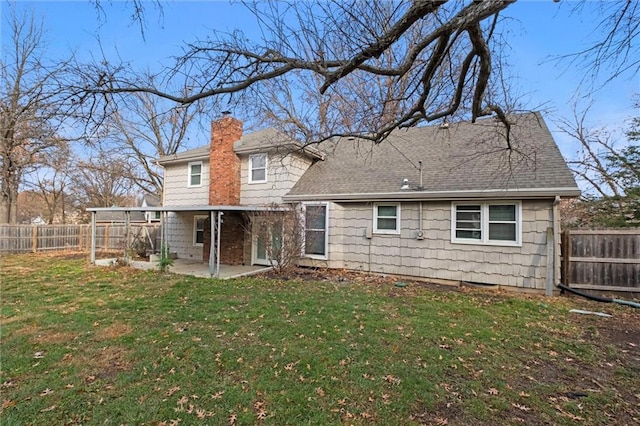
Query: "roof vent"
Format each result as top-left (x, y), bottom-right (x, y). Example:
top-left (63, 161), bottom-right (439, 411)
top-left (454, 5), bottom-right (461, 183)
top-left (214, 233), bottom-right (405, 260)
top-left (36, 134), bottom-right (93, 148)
top-left (439, 121), bottom-right (449, 129)
top-left (401, 178), bottom-right (410, 190)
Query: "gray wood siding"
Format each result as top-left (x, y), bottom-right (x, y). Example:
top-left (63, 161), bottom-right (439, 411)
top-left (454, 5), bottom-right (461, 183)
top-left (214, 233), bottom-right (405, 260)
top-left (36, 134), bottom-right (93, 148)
top-left (315, 200), bottom-right (553, 289)
top-left (166, 212), bottom-right (205, 260)
top-left (163, 161), bottom-right (209, 206)
top-left (240, 153), bottom-right (312, 205)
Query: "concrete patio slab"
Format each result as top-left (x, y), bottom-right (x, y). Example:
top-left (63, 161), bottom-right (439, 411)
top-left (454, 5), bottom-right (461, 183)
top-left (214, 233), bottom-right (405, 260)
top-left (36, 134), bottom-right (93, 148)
top-left (95, 258), bottom-right (272, 279)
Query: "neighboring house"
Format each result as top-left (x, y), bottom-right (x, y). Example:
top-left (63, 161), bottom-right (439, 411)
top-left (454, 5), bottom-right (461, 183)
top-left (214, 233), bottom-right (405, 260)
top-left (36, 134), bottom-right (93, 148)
top-left (88, 111), bottom-right (580, 292)
top-left (141, 194), bottom-right (162, 223)
top-left (94, 195), bottom-right (160, 224)
top-left (95, 209), bottom-right (146, 224)
top-left (30, 216), bottom-right (47, 225)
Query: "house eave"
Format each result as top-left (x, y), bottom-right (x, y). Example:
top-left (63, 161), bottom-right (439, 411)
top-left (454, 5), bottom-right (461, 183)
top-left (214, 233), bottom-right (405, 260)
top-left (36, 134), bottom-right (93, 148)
top-left (283, 187), bottom-right (582, 203)
top-left (86, 205), bottom-right (289, 213)
top-left (233, 143), bottom-right (325, 160)
top-left (156, 152), bottom-right (209, 166)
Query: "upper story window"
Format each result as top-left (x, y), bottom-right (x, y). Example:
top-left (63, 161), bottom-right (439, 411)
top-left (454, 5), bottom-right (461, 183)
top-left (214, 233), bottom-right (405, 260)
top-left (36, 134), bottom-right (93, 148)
top-left (452, 202), bottom-right (521, 246)
top-left (188, 161), bottom-right (203, 187)
top-left (373, 203), bottom-right (400, 234)
top-left (249, 154), bottom-right (267, 183)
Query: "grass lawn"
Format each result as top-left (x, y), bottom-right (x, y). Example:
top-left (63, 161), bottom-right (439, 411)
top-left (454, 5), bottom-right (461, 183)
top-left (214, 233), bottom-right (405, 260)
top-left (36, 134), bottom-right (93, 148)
top-left (1, 253), bottom-right (639, 425)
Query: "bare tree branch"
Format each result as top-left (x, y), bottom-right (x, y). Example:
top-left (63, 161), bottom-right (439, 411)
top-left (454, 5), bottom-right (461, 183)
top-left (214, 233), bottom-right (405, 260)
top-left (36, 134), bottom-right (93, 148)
top-left (74, 0), bottom-right (515, 144)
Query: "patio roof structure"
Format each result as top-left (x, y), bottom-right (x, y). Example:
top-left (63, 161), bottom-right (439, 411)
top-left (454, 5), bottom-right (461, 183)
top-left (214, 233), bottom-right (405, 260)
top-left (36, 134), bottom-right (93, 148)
top-left (86, 205), bottom-right (286, 278)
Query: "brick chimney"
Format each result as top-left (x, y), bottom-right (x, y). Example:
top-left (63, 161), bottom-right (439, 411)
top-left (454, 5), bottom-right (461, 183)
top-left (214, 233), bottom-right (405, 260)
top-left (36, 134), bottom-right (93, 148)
top-left (209, 113), bottom-right (242, 205)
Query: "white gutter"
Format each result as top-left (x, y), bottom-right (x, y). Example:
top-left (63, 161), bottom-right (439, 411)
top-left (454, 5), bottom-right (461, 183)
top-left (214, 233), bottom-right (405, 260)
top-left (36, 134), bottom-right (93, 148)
top-left (283, 187), bottom-right (582, 202)
top-left (86, 205), bottom-right (289, 213)
top-left (233, 142), bottom-right (325, 160)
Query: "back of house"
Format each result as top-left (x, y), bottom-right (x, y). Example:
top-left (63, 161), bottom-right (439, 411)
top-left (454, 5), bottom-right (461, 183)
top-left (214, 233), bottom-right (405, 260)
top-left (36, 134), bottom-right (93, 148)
top-left (156, 111), bottom-right (580, 290)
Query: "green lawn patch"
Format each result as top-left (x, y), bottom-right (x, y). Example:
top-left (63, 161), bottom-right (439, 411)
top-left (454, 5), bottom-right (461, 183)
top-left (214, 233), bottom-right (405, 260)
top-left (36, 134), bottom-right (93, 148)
top-left (1, 253), bottom-right (639, 425)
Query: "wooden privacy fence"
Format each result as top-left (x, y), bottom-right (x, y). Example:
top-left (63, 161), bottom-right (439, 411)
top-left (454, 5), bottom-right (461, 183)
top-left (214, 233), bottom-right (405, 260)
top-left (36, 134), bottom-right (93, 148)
top-left (0, 224), bottom-right (161, 254)
top-left (561, 229), bottom-right (640, 293)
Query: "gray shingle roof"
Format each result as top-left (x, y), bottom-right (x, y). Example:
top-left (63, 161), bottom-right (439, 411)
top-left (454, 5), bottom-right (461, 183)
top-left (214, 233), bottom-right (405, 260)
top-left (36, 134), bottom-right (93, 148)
top-left (157, 128), bottom-right (324, 165)
top-left (157, 145), bottom-right (209, 165)
top-left (234, 128), bottom-right (324, 159)
top-left (286, 112), bottom-right (580, 200)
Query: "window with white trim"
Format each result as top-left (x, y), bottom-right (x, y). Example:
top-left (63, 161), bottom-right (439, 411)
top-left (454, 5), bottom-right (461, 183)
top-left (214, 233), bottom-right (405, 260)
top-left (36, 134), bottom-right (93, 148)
top-left (452, 202), bottom-right (521, 245)
top-left (193, 215), bottom-right (207, 246)
top-left (249, 153), bottom-right (267, 183)
top-left (373, 203), bottom-right (400, 234)
top-left (188, 161), bottom-right (203, 187)
top-left (303, 203), bottom-right (328, 258)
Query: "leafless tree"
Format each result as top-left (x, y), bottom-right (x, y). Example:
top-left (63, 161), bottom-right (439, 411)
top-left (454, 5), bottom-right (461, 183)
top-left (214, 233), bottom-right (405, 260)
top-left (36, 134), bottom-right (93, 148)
top-left (562, 1), bottom-right (640, 86)
top-left (71, 150), bottom-right (138, 210)
top-left (0, 7), bottom-right (75, 223)
top-left (75, 1), bottom-right (517, 143)
top-left (97, 81), bottom-right (210, 196)
top-left (23, 143), bottom-right (74, 224)
top-left (250, 205), bottom-right (304, 275)
top-left (556, 105), bottom-right (638, 198)
top-left (72, 1), bottom-right (640, 147)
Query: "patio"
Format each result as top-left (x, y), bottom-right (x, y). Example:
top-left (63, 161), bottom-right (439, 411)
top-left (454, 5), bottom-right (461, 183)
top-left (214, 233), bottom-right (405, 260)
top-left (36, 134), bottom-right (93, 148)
top-left (95, 257), bottom-right (272, 279)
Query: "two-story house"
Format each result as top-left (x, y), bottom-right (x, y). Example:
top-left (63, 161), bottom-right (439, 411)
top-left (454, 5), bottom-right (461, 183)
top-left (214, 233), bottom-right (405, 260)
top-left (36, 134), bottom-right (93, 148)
top-left (89, 111), bottom-right (580, 293)
top-left (155, 113), bottom-right (324, 271)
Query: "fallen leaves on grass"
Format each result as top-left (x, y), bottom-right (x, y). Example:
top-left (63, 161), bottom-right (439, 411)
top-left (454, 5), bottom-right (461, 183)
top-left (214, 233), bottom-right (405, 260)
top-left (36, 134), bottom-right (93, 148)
top-left (384, 375), bottom-right (401, 385)
top-left (167, 386), bottom-right (180, 397)
top-left (512, 403), bottom-right (531, 412)
top-left (1, 399), bottom-right (17, 413)
top-left (253, 401), bottom-right (268, 420)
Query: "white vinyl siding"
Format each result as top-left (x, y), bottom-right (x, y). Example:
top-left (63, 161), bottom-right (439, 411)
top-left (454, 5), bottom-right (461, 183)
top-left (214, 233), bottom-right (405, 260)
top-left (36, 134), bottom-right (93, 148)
top-left (249, 154), bottom-right (267, 183)
top-left (373, 203), bottom-right (400, 234)
top-left (240, 154), bottom-right (313, 205)
top-left (452, 202), bottom-right (521, 246)
top-left (188, 161), bottom-right (203, 187)
top-left (163, 161), bottom-right (209, 206)
top-left (303, 203), bottom-right (328, 258)
top-left (297, 200), bottom-right (552, 290)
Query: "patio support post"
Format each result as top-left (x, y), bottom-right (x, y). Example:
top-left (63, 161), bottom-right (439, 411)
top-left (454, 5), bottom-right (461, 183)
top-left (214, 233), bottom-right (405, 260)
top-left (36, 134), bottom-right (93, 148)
top-left (90, 211), bottom-right (96, 264)
top-left (216, 211), bottom-right (223, 278)
top-left (160, 211), bottom-right (165, 256)
top-left (209, 210), bottom-right (215, 277)
top-left (124, 210), bottom-right (131, 262)
top-left (162, 211), bottom-right (168, 258)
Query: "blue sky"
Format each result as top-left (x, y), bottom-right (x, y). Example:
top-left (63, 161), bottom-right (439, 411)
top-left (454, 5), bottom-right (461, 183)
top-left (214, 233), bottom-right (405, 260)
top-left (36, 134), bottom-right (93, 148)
top-left (3, 1), bottom-right (638, 157)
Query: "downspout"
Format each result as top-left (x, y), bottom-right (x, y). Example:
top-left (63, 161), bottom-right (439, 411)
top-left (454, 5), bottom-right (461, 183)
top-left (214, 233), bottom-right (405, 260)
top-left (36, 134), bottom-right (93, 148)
top-left (209, 210), bottom-right (215, 277)
top-left (160, 211), bottom-right (165, 257)
top-left (546, 196), bottom-right (561, 296)
top-left (553, 196), bottom-right (561, 290)
top-left (418, 161), bottom-right (424, 235)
